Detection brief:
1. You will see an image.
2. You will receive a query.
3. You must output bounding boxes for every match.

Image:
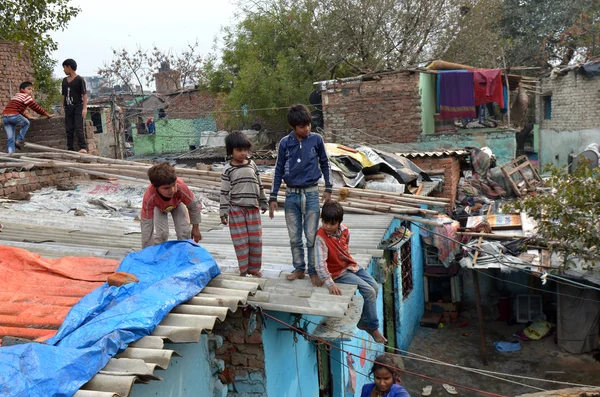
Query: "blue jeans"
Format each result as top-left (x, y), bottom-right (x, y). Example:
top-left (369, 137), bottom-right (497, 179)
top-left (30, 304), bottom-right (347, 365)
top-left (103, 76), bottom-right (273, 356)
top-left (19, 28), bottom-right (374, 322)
top-left (284, 188), bottom-right (320, 275)
top-left (2, 114), bottom-right (30, 154)
top-left (335, 269), bottom-right (379, 330)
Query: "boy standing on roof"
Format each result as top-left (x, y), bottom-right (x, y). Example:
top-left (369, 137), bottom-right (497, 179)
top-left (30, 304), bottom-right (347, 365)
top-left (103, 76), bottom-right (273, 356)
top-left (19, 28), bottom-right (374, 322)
top-left (140, 162), bottom-right (203, 248)
top-left (269, 104), bottom-right (332, 286)
top-left (2, 81), bottom-right (55, 154)
top-left (220, 132), bottom-right (269, 277)
top-left (61, 58), bottom-right (88, 153)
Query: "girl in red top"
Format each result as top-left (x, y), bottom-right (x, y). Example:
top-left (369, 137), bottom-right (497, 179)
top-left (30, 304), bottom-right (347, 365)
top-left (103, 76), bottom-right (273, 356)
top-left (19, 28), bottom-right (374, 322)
top-left (315, 200), bottom-right (387, 343)
top-left (2, 81), bottom-right (54, 153)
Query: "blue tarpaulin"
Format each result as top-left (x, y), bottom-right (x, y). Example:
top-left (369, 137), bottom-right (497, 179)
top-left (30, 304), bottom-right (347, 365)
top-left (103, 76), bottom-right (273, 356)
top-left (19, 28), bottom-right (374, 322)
top-left (0, 240), bottom-right (220, 397)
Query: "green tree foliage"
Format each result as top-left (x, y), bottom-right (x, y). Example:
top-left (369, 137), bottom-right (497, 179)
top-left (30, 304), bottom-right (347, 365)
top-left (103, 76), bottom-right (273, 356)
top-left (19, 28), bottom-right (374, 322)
top-left (205, 0), bottom-right (331, 129)
top-left (507, 164), bottom-right (600, 269)
top-left (500, 0), bottom-right (600, 66)
top-left (205, 0), bottom-right (466, 129)
top-left (0, 0), bottom-right (80, 108)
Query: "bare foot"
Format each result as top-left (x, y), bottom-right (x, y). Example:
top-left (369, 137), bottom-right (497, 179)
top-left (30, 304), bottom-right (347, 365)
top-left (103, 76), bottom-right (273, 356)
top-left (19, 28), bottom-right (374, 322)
top-left (79, 149), bottom-right (88, 154)
top-left (310, 274), bottom-right (324, 287)
top-left (286, 271), bottom-right (305, 281)
top-left (247, 271), bottom-right (263, 278)
top-left (366, 328), bottom-right (387, 344)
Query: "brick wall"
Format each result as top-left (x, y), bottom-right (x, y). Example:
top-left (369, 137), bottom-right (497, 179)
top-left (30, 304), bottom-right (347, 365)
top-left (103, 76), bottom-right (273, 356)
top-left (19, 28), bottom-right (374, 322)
top-left (0, 117), bottom-right (99, 155)
top-left (165, 90), bottom-right (220, 120)
top-left (0, 41), bottom-right (34, 110)
top-left (409, 156), bottom-right (461, 206)
top-left (213, 309), bottom-right (266, 396)
top-left (322, 72), bottom-right (422, 145)
top-left (537, 72), bottom-right (600, 131)
top-left (0, 167), bottom-right (87, 197)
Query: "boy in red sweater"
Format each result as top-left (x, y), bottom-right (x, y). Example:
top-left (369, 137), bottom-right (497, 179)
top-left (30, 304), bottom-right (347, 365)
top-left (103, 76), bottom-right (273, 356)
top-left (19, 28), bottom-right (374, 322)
top-left (140, 162), bottom-right (203, 248)
top-left (2, 81), bottom-right (54, 153)
top-left (315, 200), bottom-right (387, 344)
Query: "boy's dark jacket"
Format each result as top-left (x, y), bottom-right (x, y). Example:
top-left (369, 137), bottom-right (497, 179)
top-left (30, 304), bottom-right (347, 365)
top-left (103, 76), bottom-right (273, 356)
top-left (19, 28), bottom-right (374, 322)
top-left (270, 131), bottom-right (332, 201)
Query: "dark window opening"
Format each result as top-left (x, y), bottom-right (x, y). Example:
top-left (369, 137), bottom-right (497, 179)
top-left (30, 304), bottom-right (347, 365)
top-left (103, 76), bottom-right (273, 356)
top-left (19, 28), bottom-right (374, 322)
top-left (543, 95), bottom-right (552, 120)
top-left (400, 242), bottom-right (413, 300)
top-left (91, 111), bottom-right (103, 133)
top-left (189, 145), bottom-right (197, 151)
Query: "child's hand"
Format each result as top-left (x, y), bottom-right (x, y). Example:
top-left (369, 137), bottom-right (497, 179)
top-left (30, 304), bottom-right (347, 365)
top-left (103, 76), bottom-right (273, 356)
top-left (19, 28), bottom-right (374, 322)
top-left (191, 225), bottom-right (202, 242)
top-left (269, 201), bottom-right (278, 219)
top-left (47, 114), bottom-right (56, 119)
top-left (220, 216), bottom-right (228, 225)
top-left (328, 283), bottom-right (342, 296)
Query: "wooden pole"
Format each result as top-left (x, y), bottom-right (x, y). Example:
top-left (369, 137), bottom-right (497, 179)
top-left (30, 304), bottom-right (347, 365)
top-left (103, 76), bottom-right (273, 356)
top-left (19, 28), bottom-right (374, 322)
top-left (471, 205), bottom-right (493, 366)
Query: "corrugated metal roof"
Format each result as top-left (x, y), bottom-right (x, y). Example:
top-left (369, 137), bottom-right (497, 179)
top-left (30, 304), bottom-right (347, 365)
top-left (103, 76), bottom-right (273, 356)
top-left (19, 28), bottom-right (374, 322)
top-left (395, 149), bottom-right (469, 158)
top-left (0, 187), bottom-right (392, 396)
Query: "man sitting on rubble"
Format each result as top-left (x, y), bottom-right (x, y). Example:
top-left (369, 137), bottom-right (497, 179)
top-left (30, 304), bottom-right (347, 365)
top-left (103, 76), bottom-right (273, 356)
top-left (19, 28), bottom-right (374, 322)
top-left (140, 162), bottom-right (202, 248)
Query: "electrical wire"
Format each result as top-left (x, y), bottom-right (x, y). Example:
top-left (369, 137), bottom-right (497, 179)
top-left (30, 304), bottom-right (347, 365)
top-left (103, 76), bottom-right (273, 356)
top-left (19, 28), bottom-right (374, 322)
top-left (263, 312), bottom-right (508, 397)
top-left (301, 317), bottom-right (599, 390)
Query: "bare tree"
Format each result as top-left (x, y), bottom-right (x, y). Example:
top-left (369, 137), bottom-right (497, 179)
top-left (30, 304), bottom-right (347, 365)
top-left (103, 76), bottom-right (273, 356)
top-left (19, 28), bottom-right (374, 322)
top-left (147, 40), bottom-right (205, 91)
top-left (98, 47), bottom-right (149, 96)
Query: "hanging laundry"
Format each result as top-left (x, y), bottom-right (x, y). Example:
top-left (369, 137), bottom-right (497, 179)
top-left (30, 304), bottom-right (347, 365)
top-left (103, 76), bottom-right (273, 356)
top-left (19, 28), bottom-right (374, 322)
top-left (439, 72), bottom-right (476, 120)
top-left (436, 70), bottom-right (468, 112)
top-left (473, 69), bottom-right (504, 107)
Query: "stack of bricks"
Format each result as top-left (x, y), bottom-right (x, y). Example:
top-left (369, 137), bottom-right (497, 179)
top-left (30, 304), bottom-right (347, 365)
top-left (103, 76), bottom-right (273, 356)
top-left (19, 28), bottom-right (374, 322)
top-left (322, 71), bottom-right (422, 145)
top-left (0, 167), bottom-right (87, 197)
top-left (213, 309), bottom-right (266, 396)
top-left (410, 155), bottom-right (462, 207)
top-left (0, 41), bottom-right (34, 110)
top-left (0, 117), bottom-right (99, 155)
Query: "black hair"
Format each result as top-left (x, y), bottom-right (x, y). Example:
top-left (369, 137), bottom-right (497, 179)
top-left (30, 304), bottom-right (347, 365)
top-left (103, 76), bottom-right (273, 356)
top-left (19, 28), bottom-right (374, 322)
top-left (370, 354), bottom-right (400, 383)
top-left (321, 200), bottom-right (344, 224)
top-left (287, 104), bottom-right (312, 128)
top-left (148, 162), bottom-right (177, 187)
top-left (62, 59), bottom-right (78, 71)
top-left (19, 81), bottom-right (33, 91)
top-left (225, 131), bottom-right (252, 156)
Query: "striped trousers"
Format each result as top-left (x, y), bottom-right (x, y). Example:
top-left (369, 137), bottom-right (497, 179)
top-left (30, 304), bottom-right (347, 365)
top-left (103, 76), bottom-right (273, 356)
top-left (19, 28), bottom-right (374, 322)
top-left (228, 205), bottom-right (262, 275)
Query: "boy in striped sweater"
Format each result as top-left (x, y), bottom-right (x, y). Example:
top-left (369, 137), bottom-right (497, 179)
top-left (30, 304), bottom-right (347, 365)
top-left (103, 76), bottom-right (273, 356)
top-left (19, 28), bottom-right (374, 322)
top-left (2, 82), bottom-right (54, 154)
top-left (220, 132), bottom-right (268, 277)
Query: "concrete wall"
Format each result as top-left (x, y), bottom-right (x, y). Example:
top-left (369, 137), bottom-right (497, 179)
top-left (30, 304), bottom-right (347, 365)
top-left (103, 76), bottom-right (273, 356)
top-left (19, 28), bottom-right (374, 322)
top-left (263, 313), bottom-right (321, 397)
top-left (537, 72), bottom-right (600, 168)
top-left (419, 73), bottom-right (437, 135)
top-left (132, 117), bottom-right (218, 156)
top-left (381, 219), bottom-right (425, 351)
top-left (0, 41), bottom-right (34, 110)
top-left (414, 130), bottom-right (517, 166)
top-left (130, 335), bottom-right (226, 397)
top-left (322, 72), bottom-right (422, 145)
top-left (329, 258), bottom-right (387, 397)
top-left (87, 108), bottom-right (119, 158)
top-left (0, 117), bottom-right (100, 155)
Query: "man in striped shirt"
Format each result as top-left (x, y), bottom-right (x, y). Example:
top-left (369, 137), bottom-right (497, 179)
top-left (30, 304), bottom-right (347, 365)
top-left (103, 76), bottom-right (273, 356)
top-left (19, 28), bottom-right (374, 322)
top-left (2, 82), bottom-right (54, 154)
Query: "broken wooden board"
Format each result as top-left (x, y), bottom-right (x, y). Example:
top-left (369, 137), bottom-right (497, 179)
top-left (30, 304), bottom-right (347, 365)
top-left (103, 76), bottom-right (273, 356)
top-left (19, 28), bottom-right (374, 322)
top-left (500, 156), bottom-right (542, 197)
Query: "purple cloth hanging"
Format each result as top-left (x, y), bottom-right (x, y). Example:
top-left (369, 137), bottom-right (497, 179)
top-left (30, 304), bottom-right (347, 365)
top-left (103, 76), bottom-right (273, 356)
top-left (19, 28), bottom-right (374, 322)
top-left (439, 72), bottom-right (476, 120)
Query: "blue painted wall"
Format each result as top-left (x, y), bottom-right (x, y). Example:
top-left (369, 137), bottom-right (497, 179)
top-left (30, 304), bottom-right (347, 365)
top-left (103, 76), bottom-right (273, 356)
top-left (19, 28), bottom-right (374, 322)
top-left (330, 259), bottom-right (386, 397)
top-left (130, 335), bottom-right (221, 397)
top-left (263, 312), bottom-right (322, 397)
top-left (381, 218), bottom-right (425, 351)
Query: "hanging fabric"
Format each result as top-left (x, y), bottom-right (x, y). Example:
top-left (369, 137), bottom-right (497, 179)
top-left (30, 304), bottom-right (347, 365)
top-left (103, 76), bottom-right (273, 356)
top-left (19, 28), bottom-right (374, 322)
top-left (472, 69), bottom-right (504, 107)
top-left (439, 72), bottom-right (476, 120)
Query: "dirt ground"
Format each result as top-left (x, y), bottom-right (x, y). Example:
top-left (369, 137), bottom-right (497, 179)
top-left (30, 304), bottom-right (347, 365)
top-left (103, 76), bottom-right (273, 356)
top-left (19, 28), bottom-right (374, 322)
top-left (399, 315), bottom-right (600, 397)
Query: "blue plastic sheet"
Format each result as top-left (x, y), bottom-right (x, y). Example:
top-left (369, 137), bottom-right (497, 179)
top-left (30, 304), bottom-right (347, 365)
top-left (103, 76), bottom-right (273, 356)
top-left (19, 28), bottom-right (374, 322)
top-left (0, 240), bottom-right (220, 397)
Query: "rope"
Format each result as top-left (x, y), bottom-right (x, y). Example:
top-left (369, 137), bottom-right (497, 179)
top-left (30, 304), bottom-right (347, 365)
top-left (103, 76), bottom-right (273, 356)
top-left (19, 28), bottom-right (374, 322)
top-left (262, 312), bottom-right (508, 397)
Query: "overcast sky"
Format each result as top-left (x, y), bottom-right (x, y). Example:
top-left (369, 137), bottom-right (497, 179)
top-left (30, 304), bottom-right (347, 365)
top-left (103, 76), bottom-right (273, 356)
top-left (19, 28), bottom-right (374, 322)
top-left (50, 0), bottom-right (237, 78)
